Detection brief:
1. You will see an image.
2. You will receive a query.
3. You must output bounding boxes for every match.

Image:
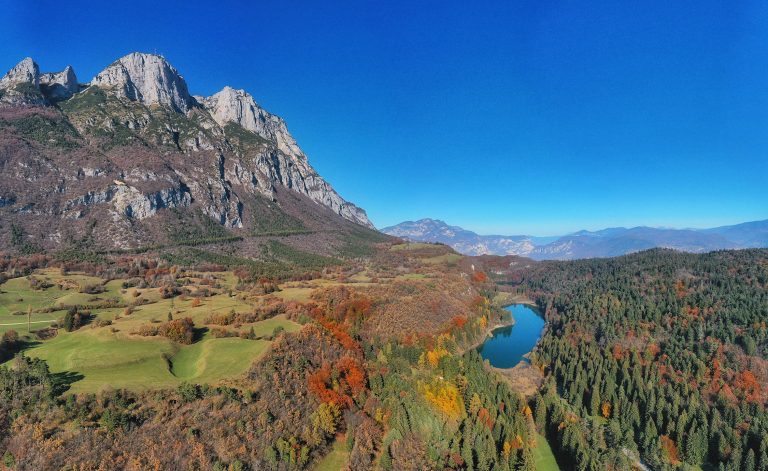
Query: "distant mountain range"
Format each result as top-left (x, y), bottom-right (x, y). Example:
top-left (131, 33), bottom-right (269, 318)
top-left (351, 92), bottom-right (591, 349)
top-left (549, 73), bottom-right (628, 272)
top-left (381, 218), bottom-right (768, 260)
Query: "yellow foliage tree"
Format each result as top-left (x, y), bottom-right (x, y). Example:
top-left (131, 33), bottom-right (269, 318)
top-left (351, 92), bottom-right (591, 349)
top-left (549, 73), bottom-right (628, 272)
top-left (422, 380), bottom-right (463, 418)
top-left (601, 402), bottom-right (611, 419)
top-left (426, 346), bottom-right (449, 368)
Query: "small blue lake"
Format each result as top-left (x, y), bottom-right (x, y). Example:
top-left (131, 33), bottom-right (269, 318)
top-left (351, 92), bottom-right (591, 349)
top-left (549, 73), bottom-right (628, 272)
top-left (477, 304), bottom-right (545, 369)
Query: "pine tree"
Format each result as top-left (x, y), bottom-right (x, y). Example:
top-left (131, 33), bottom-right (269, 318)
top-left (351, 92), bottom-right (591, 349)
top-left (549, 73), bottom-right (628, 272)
top-left (461, 426), bottom-right (475, 471)
top-left (744, 449), bottom-right (757, 471)
top-left (519, 446), bottom-right (536, 471)
top-left (759, 438), bottom-right (768, 471)
top-left (590, 388), bottom-right (601, 417)
top-left (683, 423), bottom-right (707, 465)
top-left (534, 395), bottom-right (546, 432)
top-left (642, 418), bottom-right (657, 449)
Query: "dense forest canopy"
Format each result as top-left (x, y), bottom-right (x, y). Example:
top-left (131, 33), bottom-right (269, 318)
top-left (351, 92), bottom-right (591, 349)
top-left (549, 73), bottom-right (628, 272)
top-left (519, 249), bottom-right (768, 470)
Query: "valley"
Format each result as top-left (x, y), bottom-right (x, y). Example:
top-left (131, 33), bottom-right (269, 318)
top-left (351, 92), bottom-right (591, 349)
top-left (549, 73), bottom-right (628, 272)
top-left (0, 240), bottom-right (564, 470)
top-left (0, 42), bottom-right (765, 471)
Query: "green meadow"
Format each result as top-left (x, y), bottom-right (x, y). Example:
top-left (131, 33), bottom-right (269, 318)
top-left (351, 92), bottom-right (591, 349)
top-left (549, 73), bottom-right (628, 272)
top-left (313, 438), bottom-right (350, 471)
top-left (534, 433), bottom-right (561, 471)
top-left (0, 268), bottom-right (300, 393)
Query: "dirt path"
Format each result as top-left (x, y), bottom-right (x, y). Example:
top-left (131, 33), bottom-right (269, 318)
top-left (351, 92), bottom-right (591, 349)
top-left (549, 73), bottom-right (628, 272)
top-left (0, 319), bottom-right (55, 326)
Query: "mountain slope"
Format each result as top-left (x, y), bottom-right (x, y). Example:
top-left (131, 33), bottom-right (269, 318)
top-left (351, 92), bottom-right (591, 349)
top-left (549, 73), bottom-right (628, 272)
top-left (705, 219), bottom-right (768, 247)
top-left (0, 53), bottom-right (381, 258)
top-left (382, 218), bottom-right (768, 260)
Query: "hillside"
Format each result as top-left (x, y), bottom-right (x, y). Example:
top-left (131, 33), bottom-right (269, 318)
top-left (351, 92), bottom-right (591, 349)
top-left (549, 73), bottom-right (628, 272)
top-left (383, 218), bottom-right (768, 259)
top-left (0, 53), bottom-right (385, 264)
top-left (0, 240), bottom-right (552, 470)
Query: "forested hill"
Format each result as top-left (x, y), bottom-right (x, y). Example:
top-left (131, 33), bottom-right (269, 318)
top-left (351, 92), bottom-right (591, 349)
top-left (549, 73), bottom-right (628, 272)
top-left (518, 248), bottom-right (768, 470)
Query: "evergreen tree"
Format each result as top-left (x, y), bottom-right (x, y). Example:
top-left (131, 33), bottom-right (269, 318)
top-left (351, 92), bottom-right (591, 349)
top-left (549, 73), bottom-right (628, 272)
top-left (683, 423), bottom-right (707, 465)
top-left (744, 449), bottom-right (757, 471)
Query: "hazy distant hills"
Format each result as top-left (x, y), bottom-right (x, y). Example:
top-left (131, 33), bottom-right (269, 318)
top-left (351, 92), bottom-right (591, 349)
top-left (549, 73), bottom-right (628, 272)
top-left (381, 218), bottom-right (768, 260)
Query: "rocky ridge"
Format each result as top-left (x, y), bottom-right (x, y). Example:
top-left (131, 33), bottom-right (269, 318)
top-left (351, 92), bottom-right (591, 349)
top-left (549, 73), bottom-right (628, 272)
top-left (0, 53), bottom-right (373, 252)
top-left (40, 65), bottom-right (80, 101)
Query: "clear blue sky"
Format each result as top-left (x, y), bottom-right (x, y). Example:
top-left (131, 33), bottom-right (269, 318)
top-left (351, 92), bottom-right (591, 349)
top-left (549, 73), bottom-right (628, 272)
top-left (2, 0), bottom-right (766, 235)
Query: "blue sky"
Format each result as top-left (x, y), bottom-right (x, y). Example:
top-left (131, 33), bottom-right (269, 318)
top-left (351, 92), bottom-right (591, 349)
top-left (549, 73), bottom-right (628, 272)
top-left (2, 0), bottom-right (766, 235)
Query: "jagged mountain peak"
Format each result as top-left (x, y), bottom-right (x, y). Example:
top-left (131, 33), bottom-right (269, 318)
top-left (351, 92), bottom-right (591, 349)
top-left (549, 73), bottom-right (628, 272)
top-left (40, 65), bottom-right (79, 101)
top-left (91, 52), bottom-right (195, 113)
top-left (0, 57), bottom-right (39, 88)
top-left (202, 86), bottom-right (303, 158)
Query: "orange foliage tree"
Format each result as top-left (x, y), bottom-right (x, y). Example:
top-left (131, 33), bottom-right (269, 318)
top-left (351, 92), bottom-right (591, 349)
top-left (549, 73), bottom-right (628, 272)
top-left (660, 435), bottom-right (680, 464)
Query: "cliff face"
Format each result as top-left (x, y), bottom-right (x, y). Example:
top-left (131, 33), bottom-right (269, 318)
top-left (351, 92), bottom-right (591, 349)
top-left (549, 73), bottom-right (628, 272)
top-left (40, 66), bottom-right (80, 101)
top-left (91, 53), bottom-right (196, 113)
top-left (0, 53), bottom-right (376, 252)
top-left (200, 86), bottom-right (372, 227)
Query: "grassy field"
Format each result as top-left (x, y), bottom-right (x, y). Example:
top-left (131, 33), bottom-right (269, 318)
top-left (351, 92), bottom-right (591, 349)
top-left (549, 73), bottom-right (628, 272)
top-left (0, 269), bottom-right (301, 393)
top-left (394, 273), bottom-right (428, 280)
top-left (389, 242), bottom-right (436, 251)
top-left (273, 286), bottom-right (315, 302)
top-left (273, 277), bottom-right (377, 303)
top-left (535, 433), bottom-right (561, 471)
top-left (423, 253), bottom-right (462, 265)
top-left (170, 334), bottom-right (271, 384)
top-left (313, 438), bottom-right (349, 471)
top-left (0, 268), bottom-right (120, 335)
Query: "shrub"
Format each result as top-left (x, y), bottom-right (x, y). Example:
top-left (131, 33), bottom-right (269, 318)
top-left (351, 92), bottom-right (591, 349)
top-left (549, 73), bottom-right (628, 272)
top-left (211, 327), bottom-right (235, 338)
top-left (80, 283), bottom-right (105, 294)
top-left (141, 317), bottom-right (196, 344)
top-left (62, 307), bottom-right (89, 332)
top-left (160, 284), bottom-right (181, 299)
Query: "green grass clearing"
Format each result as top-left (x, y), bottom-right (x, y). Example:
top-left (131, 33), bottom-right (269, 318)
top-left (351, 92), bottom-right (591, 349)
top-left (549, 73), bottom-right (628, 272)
top-left (534, 433), bottom-right (560, 471)
top-left (313, 438), bottom-right (349, 471)
top-left (170, 333), bottom-right (270, 383)
top-left (273, 286), bottom-right (315, 302)
top-left (394, 273), bottom-right (428, 280)
top-left (422, 253), bottom-right (462, 265)
top-left (389, 242), bottom-right (436, 251)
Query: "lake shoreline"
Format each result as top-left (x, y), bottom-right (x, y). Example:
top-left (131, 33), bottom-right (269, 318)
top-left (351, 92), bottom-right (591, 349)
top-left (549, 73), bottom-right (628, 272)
top-left (476, 303), bottom-right (545, 369)
top-left (476, 303), bottom-right (548, 397)
top-left (463, 317), bottom-right (516, 354)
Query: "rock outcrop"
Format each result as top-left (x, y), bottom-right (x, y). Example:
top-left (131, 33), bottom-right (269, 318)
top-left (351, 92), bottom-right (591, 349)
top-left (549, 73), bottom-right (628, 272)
top-left (40, 65), bottom-right (79, 101)
top-left (0, 57), bottom-right (39, 89)
top-left (0, 58), bottom-right (47, 105)
top-left (83, 55), bottom-right (372, 228)
top-left (91, 52), bottom-right (196, 113)
top-left (202, 87), bottom-right (302, 156)
top-left (201, 86), bottom-right (373, 228)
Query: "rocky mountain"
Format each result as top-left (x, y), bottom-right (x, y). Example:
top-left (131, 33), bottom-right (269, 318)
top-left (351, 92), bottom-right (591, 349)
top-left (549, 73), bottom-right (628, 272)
top-left (382, 218), bottom-right (768, 260)
top-left (0, 53), bottom-right (382, 259)
top-left (39, 66), bottom-right (80, 101)
top-left (91, 53), bottom-right (195, 113)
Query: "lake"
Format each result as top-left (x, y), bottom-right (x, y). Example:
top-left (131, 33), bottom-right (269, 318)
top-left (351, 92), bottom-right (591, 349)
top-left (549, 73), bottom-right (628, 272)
top-left (477, 304), bottom-right (545, 369)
